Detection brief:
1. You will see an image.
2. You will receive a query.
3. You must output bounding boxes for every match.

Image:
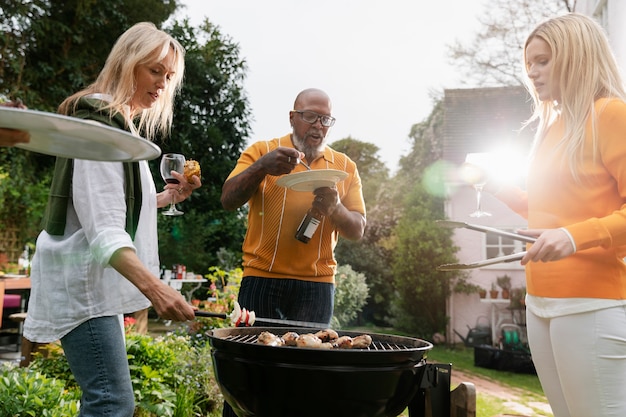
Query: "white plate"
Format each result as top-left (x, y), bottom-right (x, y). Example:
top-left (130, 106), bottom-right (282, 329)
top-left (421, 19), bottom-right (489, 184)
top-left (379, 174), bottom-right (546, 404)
top-left (275, 169), bottom-right (348, 192)
top-left (0, 107), bottom-right (161, 161)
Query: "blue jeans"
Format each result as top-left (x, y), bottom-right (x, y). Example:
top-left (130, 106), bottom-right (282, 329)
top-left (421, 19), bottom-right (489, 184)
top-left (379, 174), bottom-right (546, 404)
top-left (61, 315), bottom-right (135, 417)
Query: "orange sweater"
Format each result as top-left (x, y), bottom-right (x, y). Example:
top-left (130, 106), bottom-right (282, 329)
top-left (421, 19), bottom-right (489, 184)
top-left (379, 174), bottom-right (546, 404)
top-left (225, 134), bottom-right (366, 283)
top-left (499, 98), bottom-right (626, 299)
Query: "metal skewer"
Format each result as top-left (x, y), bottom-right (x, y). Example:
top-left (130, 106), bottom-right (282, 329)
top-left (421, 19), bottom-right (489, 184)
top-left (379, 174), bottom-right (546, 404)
top-left (193, 310), bottom-right (328, 328)
top-left (298, 159), bottom-right (312, 170)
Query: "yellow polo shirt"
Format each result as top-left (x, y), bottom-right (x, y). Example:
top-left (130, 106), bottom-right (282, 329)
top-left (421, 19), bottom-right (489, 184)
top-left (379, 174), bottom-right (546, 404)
top-left (226, 134), bottom-right (366, 283)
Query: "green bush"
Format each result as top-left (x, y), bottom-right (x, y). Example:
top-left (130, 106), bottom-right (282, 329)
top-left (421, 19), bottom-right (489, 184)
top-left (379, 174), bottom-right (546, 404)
top-left (21, 331), bottom-right (223, 417)
top-left (332, 264), bottom-right (370, 328)
top-left (0, 363), bottom-right (80, 417)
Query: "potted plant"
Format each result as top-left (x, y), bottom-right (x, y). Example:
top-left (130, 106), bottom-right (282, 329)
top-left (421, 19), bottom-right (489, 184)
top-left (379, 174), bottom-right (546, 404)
top-left (509, 287), bottom-right (526, 308)
top-left (478, 287), bottom-right (487, 299)
top-left (497, 275), bottom-right (512, 299)
top-left (489, 282), bottom-right (499, 299)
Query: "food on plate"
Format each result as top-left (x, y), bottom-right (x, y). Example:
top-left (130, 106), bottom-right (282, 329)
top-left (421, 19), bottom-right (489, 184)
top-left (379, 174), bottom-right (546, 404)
top-left (183, 159), bottom-right (201, 183)
top-left (258, 331), bottom-right (284, 346)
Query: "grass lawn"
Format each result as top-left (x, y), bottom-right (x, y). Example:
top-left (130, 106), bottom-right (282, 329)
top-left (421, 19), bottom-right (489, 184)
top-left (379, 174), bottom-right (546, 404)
top-left (348, 326), bottom-right (553, 417)
top-left (428, 343), bottom-right (552, 416)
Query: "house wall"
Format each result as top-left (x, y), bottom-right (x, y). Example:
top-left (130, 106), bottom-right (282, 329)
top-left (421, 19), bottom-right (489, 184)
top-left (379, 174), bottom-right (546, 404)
top-left (442, 87), bottom-right (532, 345)
top-left (575, 0), bottom-right (626, 71)
top-left (446, 186), bottom-right (528, 345)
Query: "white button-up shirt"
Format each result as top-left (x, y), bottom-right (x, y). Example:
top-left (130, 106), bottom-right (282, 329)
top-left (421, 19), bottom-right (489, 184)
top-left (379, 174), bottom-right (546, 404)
top-left (24, 159), bottom-right (157, 342)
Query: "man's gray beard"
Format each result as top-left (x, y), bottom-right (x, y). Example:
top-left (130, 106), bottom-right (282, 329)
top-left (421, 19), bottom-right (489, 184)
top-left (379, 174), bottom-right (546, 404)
top-left (292, 131), bottom-right (325, 164)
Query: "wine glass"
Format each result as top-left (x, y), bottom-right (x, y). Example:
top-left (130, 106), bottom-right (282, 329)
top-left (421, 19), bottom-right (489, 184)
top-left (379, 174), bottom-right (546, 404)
top-left (160, 153), bottom-right (185, 216)
top-left (462, 152), bottom-right (491, 218)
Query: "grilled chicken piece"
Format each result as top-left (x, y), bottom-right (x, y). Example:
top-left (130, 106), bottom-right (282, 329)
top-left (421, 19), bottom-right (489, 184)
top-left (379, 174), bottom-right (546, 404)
top-left (352, 334), bottom-right (373, 349)
top-left (320, 342), bottom-right (334, 349)
top-left (315, 328), bottom-right (339, 343)
top-left (282, 331), bottom-right (299, 346)
top-left (257, 331), bottom-right (284, 346)
top-left (334, 335), bottom-right (353, 349)
top-left (295, 333), bottom-right (322, 348)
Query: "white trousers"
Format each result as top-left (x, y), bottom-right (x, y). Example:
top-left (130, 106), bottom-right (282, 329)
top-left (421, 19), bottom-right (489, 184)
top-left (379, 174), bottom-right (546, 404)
top-left (527, 306), bottom-right (626, 417)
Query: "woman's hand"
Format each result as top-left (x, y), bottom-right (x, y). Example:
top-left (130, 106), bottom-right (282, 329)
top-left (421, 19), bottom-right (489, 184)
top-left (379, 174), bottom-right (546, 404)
top-left (518, 228), bottom-right (575, 265)
top-left (158, 170), bottom-right (202, 208)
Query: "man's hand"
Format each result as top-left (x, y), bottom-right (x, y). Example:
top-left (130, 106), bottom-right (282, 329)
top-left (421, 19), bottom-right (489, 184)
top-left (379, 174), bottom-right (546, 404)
top-left (257, 146), bottom-right (305, 176)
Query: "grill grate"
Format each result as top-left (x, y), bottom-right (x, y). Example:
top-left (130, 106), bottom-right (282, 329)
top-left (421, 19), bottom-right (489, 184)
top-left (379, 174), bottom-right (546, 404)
top-left (221, 333), bottom-right (414, 351)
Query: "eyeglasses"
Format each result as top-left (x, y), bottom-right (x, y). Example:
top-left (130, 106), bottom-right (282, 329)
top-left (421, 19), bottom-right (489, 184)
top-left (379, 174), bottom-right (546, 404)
top-left (292, 110), bottom-right (336, 127)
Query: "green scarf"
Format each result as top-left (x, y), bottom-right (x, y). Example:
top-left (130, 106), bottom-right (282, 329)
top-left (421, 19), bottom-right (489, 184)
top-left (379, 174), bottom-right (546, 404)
top-left (41, 98), bottom-right (142, 239)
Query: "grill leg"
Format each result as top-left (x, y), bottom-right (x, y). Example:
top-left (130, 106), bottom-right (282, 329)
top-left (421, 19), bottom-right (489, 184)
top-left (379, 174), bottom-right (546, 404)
top-left (450, 382), bottom-right (476, 417)
top-left (408, 363), bottom-right (451, 417)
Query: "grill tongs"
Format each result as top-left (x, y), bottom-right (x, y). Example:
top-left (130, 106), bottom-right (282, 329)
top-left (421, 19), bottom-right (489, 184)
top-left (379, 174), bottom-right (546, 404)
top-left (436, 220), bottom-right (536, 270)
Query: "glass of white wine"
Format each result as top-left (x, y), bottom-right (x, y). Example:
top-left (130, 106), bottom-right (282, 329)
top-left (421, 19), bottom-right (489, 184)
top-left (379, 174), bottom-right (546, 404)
top-left (463, 152), bottom-right (491, 218)
top-left (160, 153), bottom-right (185, 216)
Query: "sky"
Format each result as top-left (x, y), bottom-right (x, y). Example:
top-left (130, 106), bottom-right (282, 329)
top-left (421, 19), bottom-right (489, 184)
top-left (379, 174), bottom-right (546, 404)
top-left (174, 1), bottom-right (485, 172)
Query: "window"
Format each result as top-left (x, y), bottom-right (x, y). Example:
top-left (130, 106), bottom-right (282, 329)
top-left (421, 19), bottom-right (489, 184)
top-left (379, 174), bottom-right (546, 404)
top-left (485, 228), bottom-right (526, 268)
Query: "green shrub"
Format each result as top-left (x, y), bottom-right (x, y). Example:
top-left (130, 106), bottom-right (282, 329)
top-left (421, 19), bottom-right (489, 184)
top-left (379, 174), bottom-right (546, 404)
top-left (22, 331), bottom-right (223, 417)
top-left (0, 363), bottom-right (80, 417)
top-left (332, 264), bottom-right (370, 328)
top-left (29, 342), bottom-right (77, 389)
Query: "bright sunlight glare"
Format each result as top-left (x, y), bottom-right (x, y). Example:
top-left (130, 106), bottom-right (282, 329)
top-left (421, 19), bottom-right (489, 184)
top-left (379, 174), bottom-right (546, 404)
top-left (451, 143), bottom-right (529, 193)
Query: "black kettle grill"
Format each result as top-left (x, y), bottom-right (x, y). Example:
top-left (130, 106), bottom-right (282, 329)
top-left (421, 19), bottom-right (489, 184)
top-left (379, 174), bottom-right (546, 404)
top-left (208, 327), bottom-right (454, 417)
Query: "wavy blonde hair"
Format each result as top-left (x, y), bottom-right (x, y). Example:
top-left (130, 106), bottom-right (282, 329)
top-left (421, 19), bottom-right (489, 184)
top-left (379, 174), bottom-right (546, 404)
top-left (58, 22), bottom-right (185, 141)
top-left (522, 13), bottom-right (626, 180)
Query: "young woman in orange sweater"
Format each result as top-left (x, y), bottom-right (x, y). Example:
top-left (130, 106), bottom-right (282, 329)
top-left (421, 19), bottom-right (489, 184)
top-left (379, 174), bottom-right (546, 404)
top-left (494, 13), bottom-right (626, 417)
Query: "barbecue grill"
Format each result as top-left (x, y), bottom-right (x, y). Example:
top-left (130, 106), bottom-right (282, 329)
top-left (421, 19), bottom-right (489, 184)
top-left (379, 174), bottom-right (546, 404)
top-left (208, 327), bottom-right (456, 417)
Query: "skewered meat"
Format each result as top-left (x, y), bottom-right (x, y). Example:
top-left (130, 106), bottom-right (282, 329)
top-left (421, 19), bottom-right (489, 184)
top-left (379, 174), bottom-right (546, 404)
top-left (282, 331), bottom-right (299, 346)
top-left (258, 331), bottom-right (284, 346)
top-left (295, 333), bottom-right (323, 348)
top-left (315, 328), bottom-right (339, 343)
top-left (352, 334), bottom-right (373, 349)
top-left (334, 336), bottom-right (353, 349)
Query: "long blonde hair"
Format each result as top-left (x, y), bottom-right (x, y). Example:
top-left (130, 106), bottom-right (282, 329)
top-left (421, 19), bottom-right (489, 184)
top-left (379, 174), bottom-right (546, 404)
top-left (522, 13), bottom-right (626, 179)
top-left (58, 22), bottom-right (185, 141)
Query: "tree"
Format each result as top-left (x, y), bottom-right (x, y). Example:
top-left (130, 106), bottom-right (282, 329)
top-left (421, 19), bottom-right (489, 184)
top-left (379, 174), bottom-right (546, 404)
top-left (448, 0), bottom-right (573, 87)
top-left (330, 138), bottom-right (395, 325)
top-left (2, 0), bottom-right (179, 111)
top-left (152, 19), bottom-right (251, 272)
top-left (0, 0), bottom-right (183, 253)
top-left (389, 183), bottom-right (457, 338)
top-left (330, 137), bottom-right (388, 204)
top-left (383, 100), bottom-right (477, 336)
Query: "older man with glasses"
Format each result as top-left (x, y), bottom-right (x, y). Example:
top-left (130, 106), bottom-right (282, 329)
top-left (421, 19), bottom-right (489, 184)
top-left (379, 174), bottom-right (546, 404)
top-left (220, 87), bottom-right (366, 416)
